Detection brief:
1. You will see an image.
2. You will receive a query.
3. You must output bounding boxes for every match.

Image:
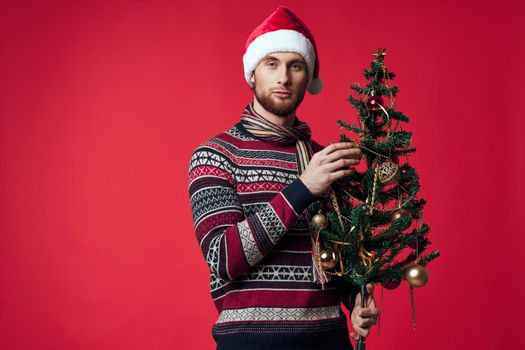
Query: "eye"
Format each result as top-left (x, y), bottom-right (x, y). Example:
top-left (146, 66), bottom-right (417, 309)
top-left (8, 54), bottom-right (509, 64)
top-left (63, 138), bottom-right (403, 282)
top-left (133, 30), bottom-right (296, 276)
top-left (291, 63), bottom-right (304, 71)
top-left (266, 61), bottom-right (277, 68)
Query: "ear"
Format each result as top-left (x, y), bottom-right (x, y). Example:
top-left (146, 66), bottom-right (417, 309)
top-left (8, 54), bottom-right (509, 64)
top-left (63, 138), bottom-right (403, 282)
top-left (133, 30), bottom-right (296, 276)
top-left (249, 72), bottom-right (255, 84)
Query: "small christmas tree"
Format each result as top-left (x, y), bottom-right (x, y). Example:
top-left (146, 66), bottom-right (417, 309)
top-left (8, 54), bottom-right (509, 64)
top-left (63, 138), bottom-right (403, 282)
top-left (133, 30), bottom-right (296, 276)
top-left (310, 48), bottom-right (440, 349)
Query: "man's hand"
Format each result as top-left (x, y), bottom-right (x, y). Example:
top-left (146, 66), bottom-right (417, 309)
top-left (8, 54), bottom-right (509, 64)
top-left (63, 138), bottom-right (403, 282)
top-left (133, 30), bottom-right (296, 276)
top-left (299, 142), bottom-right (362, 196)
top-left (350, 283), bottom-right (379, 341)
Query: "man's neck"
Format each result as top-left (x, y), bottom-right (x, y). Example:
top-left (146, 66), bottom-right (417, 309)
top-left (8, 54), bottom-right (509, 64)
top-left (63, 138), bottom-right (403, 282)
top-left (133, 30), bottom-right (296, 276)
top-left (252, 98), bottom-right (296, 127)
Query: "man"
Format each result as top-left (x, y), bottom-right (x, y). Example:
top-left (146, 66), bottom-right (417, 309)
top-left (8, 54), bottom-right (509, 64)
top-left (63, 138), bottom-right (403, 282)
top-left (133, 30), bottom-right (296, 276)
top-left (188, 6), bottom-right (378, 350)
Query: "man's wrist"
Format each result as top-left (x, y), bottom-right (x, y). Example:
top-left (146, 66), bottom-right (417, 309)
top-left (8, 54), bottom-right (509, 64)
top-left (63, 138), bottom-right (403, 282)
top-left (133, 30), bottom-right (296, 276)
top-left (282, 178), bottom-right (317, 214)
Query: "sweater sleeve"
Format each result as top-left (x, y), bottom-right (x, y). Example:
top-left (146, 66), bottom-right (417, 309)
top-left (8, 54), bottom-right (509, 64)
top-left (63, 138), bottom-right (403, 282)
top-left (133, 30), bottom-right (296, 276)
top-left (341, 285), bottom-right (360, 312)
top-left (188, 143), bottom-right (316, 281)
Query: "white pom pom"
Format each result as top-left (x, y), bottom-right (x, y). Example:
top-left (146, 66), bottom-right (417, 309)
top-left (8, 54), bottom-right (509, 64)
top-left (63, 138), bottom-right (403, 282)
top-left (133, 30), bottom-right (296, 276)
top-left (307, 77), bottom-right (323, 95)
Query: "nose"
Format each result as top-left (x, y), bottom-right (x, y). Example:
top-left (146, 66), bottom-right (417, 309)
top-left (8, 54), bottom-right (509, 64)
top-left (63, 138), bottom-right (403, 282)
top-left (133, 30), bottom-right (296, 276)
top-left (277, 66), bottom-right (290, 86)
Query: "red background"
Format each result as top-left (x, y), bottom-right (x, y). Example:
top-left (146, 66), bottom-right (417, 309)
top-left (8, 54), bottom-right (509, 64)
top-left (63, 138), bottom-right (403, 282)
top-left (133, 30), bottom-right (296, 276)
top-left (1, 1), bottom-right (524, 349)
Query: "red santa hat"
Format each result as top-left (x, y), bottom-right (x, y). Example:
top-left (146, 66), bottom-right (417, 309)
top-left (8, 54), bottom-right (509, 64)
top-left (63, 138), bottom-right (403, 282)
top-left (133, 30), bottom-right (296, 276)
top-left (242, 6), bottom-right (323, 95)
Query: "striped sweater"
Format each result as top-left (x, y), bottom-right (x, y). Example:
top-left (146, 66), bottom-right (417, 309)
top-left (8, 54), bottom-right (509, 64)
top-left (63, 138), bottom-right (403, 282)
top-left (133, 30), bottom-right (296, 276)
top-left (188, 119), bottom-right (358, 349)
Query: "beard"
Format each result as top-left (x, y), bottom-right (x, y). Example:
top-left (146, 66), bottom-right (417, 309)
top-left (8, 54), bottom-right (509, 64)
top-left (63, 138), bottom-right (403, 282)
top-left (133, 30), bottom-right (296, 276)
top-left (253, 80), bottom-right (306, 117)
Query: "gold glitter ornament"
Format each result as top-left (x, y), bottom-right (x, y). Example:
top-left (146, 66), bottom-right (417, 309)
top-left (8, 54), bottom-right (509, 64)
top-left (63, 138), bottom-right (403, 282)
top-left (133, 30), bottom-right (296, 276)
top-left (405, 265), bottom-right (429, 288)
top-left (319, 248), bottom-right (338, 270)
top-left (311, 213), bottom-right (328, 231)
top-left (372, 47), bottom-right (387, 62)
top-left (378, 160), bottom-right (400, 185)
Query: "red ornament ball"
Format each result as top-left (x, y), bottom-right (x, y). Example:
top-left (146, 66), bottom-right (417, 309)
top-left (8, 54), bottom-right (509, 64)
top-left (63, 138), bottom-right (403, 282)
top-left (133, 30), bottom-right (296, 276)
top-left (383, 277), bottom-right (401, 290)
top-left (408, 236), bottom-right (427, 250)
top-left (366, 96), bottom-right (384, 111)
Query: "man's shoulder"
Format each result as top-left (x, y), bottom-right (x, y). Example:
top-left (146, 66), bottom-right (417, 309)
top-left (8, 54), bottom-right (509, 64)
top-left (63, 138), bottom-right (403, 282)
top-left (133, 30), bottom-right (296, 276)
top-left (188, 122), bottom-right (248, 171)
top-left (192, 122), bottom-right (247, 153)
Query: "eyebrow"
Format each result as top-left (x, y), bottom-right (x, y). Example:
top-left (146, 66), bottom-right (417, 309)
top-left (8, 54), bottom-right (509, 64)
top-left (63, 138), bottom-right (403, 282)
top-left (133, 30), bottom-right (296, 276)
top-left (263, 55), bottom-right (306, 65)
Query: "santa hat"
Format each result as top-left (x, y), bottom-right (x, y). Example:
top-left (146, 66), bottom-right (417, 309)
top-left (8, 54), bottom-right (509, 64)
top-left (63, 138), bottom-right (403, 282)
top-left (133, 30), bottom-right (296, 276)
top-left (242, 6), bottom-right (323, 95)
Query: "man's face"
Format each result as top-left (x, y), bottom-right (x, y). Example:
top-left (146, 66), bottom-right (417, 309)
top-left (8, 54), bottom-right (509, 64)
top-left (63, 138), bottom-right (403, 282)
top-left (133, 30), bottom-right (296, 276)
top-left (250, 52), bottom-right (308, 117)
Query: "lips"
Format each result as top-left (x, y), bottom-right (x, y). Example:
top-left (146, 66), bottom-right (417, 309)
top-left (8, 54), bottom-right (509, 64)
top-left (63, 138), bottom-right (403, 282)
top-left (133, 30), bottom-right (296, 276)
top-left (273, 90), bottom-right (293, 98)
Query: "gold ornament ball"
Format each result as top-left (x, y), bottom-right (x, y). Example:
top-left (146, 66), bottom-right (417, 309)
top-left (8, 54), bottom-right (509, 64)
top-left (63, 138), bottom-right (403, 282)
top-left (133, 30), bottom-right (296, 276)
top-left (378, 161), bottom-right (400, 185)
top-left (320, 249), bottom-right (337, 270)
top-left (392, 209), bottom-right (412, 221)
top-left (311, 213), bottom-right (328, 230)
top-left (405, 265), bottom-right (429, 288)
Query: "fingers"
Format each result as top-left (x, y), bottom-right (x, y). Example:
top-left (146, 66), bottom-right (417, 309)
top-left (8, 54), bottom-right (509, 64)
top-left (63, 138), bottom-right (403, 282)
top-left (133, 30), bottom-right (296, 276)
top-left (302, 142), bottom-right (361, 196)
top-left (353, 325), bottom-right (371, 339)
top-left (358, 317), bottom-right (377, 329)
top-left (322, 142), bottom-right (361, 157)
top-left (351, 314), bottom-right (374, 338)
top-left (354, 301), bottom-right (379, 319)
top-left (351, 306), bottom-right (378, 338)
top-left (351, 286), bottom-right (379, 341)
top-left (323, 142), bottom-right (356, 154)
top-left (328, 167), bottom-right (355, 182)
top-left (358, 304), bottom-right (378, 318)
top-left (325, 158), bottom-right (359, 173)
top-left (324, 148), bottom-right (362, 164)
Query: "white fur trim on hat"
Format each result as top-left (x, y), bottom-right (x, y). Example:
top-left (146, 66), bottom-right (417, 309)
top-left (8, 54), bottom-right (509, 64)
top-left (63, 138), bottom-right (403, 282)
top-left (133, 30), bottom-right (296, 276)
top-left (243, 29), bottom-right (316, 86)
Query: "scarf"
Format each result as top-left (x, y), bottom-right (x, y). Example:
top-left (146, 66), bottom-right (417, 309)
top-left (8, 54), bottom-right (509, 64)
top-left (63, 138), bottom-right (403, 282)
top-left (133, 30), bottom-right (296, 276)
top-left (240, 103), bottom-right (313, 175)
top-left (239, 103), bottom-right (331, 287)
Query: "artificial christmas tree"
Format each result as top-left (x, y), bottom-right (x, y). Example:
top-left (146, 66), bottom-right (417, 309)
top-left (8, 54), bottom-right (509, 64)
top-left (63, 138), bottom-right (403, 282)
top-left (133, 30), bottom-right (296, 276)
top-left (310, 48), bottom-right (440, 349)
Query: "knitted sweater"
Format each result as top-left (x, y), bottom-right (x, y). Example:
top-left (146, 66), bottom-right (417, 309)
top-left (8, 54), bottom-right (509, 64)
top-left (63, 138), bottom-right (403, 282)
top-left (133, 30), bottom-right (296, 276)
top-left (188, 120), bottom-right (358, 350)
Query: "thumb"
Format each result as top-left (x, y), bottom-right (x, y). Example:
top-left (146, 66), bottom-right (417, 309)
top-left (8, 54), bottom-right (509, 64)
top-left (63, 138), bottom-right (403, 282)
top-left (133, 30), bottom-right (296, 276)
top-left (366, 282), bottom-right (375, 295)
top-left (364, 283), bottom-right (375, 306)
top-left (350, 332), bottom-right (359, 341)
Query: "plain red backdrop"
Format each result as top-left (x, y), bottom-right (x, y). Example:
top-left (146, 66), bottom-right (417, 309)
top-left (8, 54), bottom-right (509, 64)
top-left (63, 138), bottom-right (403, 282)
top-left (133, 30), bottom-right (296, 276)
top-left (1, 1), bottom-right (524, 349)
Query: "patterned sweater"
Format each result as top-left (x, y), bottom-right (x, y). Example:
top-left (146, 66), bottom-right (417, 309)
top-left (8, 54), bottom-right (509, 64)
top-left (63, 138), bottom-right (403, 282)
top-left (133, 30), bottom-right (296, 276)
top-left (188, 120), bottom-right (358, 349)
